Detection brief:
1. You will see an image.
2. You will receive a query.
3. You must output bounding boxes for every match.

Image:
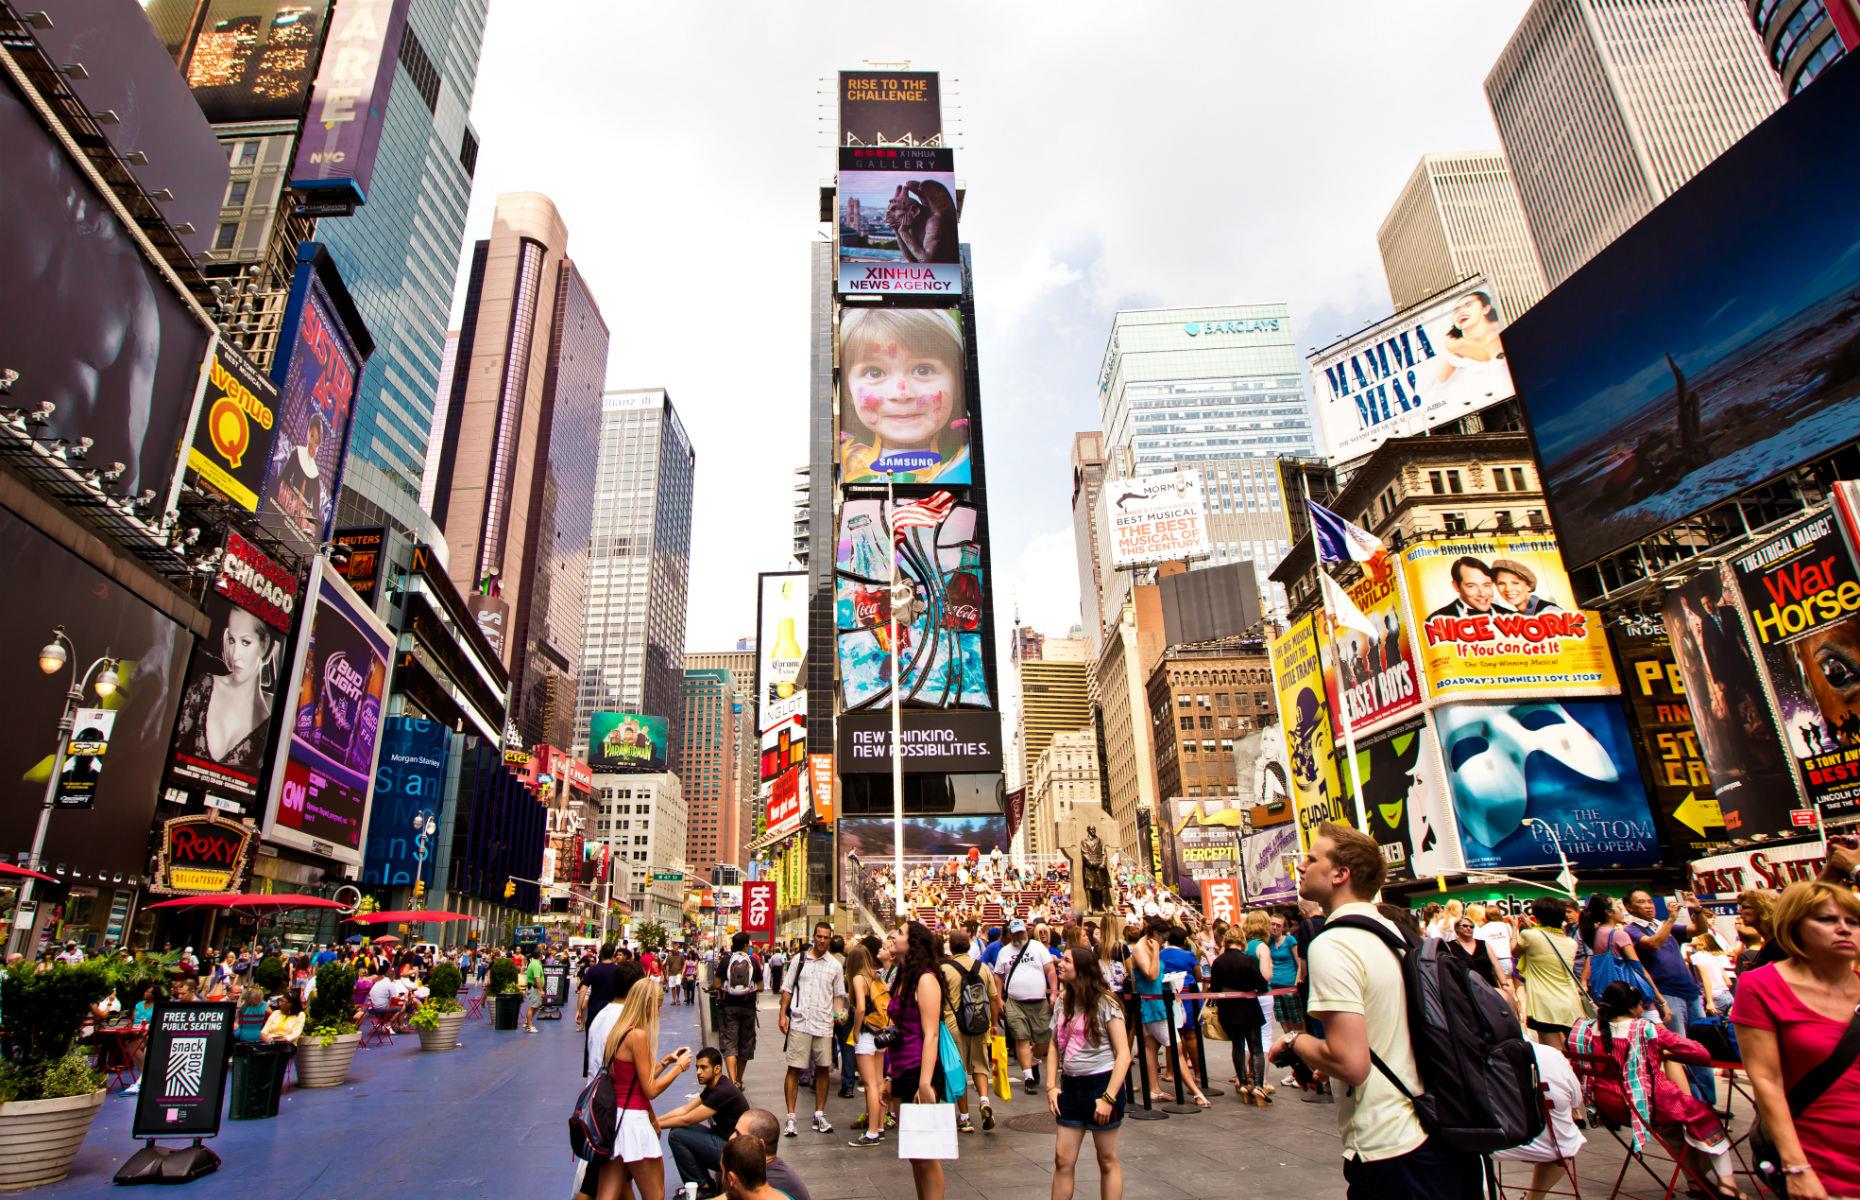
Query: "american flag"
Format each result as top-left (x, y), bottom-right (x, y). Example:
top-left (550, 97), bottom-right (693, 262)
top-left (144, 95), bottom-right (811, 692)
top-left (889, 491), bottom-right (955, 547)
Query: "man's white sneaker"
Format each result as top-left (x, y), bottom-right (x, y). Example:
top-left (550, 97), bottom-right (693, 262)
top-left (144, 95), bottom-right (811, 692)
top-left (783, 1116), bottom-right (798, 1138)
top-left (812, 1112), bottom-right (833, 1133)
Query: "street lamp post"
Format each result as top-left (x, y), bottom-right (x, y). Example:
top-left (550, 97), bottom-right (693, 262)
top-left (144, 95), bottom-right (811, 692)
top-left (10, 627), bottom-right (118, 956)
top-left (1520, 817), bottom-right (1578, 900)
top-left (410, 808), bottom-right (437, 940)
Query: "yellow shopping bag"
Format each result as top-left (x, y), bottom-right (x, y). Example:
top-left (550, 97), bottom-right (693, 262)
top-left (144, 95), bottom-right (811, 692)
top-left (989, 1033), bottom-right (1011, 1101)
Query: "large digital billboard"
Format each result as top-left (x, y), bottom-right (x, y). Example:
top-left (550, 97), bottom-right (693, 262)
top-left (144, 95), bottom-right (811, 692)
top-left (0, 74), bottom-right (213, 509)
top-left (1309, 276), bottom-right (1515, 467)
top-left (755, 572), bottom-right (808, 833)
top-left (264, 244), bottom-right (370, 545)
top-left (1400, 535), bottom-right (1619, 700)
top-left (1508, 55), bottom-right (1860, 569)
top-left (1436, 698), bottom-right (1661, 871)
top-left (589, 712), bottom-right (670, 774)
top-left (262, 561), bottom-right (392, 867)
top-left (838, 71), bottom-right (943, 147)
top-left (1270, 615), bottom-right (1346, 846)
top-left (1728, 508), bottom-right (1860, 819)
top-left (165, 532), bottom-right (297, 806)
top-left (836, 498), bottom-right (990, 710)
top-left (179, 1), bottom-right (331, 124)
top-left (838, 307), bottom-right (971, 485)
top-left (837, 148), bottom-right (963, 298)
top-left (0, 508), bottom-right (191, 882)
top-left (1661, 566), bottom-right (1802, 839)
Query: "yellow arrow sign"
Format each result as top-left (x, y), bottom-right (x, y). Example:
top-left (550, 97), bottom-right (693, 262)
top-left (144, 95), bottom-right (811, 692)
top-left (1673, 791), bottom-right (1724, 837)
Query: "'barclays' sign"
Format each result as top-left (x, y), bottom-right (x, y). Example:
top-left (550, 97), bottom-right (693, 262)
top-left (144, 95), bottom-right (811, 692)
top-left (1184, 319), bottom-right (1282, 337)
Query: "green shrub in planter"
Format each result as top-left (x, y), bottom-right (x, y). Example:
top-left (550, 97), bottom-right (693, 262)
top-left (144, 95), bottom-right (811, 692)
top-left (487, 956), bottom-right (518, 995)
top-left (305, 962), bottom-right (359, 1047)
top-left (253, 954), bottom-right (288, 996)
top-left (426, 962), bottom-right (464, 1012)
top-left (0, 962), bottom-right (110, 1102)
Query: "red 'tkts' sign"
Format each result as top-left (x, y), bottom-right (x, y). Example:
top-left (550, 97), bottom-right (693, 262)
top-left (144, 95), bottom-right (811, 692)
top-left (742, 880), bottom-right (777, 944)
top-left (1201, 879), bottom-right (1240, 927)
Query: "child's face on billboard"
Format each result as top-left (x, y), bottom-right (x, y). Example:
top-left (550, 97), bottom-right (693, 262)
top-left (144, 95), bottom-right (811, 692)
top-left (846, 340), bottom-right (956, 449)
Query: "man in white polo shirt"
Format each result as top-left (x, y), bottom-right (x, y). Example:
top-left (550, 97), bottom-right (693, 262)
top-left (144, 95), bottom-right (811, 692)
top-left (778, 921), bottom-right (846, 1138)
top-left (1274, 821), bottom-right (1479, 1200)
top-left (993, 917), bottom-right (1056, 1090)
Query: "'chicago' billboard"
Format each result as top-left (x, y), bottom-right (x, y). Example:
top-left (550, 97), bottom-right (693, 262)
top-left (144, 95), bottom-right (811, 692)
top-left (1308, 276), bottom-right (1515, 468)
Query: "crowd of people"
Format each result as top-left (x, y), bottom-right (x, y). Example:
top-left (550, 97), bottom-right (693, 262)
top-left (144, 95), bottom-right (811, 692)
top-left (557, 831), bottom-right (1860, 1200)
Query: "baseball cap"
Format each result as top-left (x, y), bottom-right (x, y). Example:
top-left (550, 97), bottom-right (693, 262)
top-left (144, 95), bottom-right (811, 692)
top-left (1007, 918), bottom-right (1027, 934)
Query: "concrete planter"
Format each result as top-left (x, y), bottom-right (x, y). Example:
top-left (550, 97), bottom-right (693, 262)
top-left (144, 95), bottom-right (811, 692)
top-left (293, 1031), bottom-right (360, 1088)
top-left (491, 991), bottom-right (522, 1030)
top-left (0, 1088), bottom-right (106, 1192)
top-left (416, 1009), bottom-right (466, 1051)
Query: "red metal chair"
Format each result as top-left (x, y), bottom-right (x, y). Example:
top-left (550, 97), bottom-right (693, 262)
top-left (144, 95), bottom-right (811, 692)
top-left (360, 1002), bottom-right (401, 1048)
top-left (462, 987), bottom-right (486, 1021)
top-left (1496, 1079), bottom-right (1584, 1200)
top-left (1566, 1050), bottom-right (1720, 1200)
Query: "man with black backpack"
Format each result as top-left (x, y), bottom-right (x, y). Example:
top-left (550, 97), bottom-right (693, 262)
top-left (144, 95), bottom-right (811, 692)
top-left (938, 930), bottom-right (1003, 1132)
top-left (717, 931), bottom-right (764, 1085)
top-left (1272, 822), bottom-right (1490, 1200)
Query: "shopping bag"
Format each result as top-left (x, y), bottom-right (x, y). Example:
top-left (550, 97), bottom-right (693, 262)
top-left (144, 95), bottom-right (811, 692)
top-left (989, 1033), bottom-right (1011, 1100)
top-left (897, 1102), bottom-right (959, 1160)
top-left (1200, 1000), bottom-right (1229, 1042)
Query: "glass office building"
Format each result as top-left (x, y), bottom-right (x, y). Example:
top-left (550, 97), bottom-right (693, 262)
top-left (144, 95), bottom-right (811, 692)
top-left (1095, 304), bottom-right (1316, 616)
top-left (318, 0), bottom-right (487, 500)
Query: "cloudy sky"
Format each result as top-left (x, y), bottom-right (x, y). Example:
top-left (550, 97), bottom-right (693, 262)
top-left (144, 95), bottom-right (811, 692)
top-left (456, 1), bottom-right (1531, 651)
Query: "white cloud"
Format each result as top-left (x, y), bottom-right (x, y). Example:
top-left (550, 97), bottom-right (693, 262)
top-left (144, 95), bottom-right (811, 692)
top-left (454, 1), bottom-right (1531, 651)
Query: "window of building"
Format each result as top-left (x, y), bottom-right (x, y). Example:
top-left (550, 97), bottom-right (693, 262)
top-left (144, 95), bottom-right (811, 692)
top-left (1429, 470), bottom-right (1444, 495)
top-left (225, 179), bottom-right (248, 208)
top-left (1495, 469), bottom-right (1510, 492)
top-left (1526, 509), bottom-right (1546, 530)
top-left (213, 222), bottom-right (238, 251)
top-left (1510, 467), bottom-right (1527, 491)
top-left (1443, 511), bottom-right (1467, 534)
top-left (1179, 716), bottom-right (1194, 731)
top-left (1215, 692), bottom-right (1230, 708)
top-left (1254, 692), bottom-right (1271, 708)
top-left (1198, 715), bottom-right (1214, 730)
top-left (226, 141), bottom-right (253, 167)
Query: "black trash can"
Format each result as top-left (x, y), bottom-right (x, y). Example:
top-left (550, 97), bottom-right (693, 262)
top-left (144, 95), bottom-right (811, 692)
top-left (492, 991), bottom-right (523, 1031)
top-left (227, 1043), bottom-right (290, 1120)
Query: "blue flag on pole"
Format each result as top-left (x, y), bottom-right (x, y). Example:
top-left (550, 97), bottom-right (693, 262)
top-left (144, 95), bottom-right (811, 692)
top-left (1307, 499), bottom-right (1384, 564)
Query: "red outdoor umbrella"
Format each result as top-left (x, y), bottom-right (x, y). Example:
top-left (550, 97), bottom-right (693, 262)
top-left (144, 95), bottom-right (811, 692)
top-left (346, 910), bottom-right (473, 925)
top-left (368, 934), bottom-right (401, 945)
top-left (142, 892), bottom-right (348, 913)
top-left (0, 862), bottom-right (58, 884)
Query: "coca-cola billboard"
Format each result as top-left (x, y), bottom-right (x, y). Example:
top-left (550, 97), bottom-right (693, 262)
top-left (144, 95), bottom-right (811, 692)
top-left (262, 559), bottom-right (392, 868)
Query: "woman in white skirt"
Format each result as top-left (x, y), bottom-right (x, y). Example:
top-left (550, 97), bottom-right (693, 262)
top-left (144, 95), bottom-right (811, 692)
top-left (595, 978), bottom-right (689, 1200)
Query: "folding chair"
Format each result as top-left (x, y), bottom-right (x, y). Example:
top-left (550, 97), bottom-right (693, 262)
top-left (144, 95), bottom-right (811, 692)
top-left (360, 1003), bottom-right (400, 1048)
top-left (1496, 1080), bottom-right (1584, 1200)
top-left (1566, 1051), bottom-right (1720, 1200)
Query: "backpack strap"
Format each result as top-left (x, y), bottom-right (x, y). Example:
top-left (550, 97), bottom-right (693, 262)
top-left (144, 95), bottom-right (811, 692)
top-left (1308, 914), bottom-right (1420, 1103)
top-left (1788, 1004), bottom-right (1860, 1116)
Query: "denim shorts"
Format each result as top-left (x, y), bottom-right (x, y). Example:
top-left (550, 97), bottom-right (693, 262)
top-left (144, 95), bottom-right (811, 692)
top-left (1055, 1069), bottom-right (1124, 1130)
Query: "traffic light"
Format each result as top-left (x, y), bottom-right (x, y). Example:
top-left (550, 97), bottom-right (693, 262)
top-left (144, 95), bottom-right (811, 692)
top-left (503, 879), bottom-right (516, 900)
top-left (413, 879), bottom-right (426, 901)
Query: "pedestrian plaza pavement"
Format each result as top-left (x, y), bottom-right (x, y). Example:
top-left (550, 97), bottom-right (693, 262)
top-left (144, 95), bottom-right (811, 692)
top-left (34, 990), bottom-right (1759, 1200)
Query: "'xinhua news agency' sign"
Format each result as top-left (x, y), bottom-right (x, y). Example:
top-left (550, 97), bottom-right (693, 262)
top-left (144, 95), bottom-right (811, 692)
top-left (837, 710), bottom-right (1002, 774)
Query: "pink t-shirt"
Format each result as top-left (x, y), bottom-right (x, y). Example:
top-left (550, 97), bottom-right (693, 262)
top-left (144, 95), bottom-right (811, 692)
top-left (1729, 964), bottom-right (1860, 1196)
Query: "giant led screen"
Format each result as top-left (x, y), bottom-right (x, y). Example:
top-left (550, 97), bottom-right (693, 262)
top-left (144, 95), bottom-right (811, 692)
top-left (1508, 55), bottom-right (1860, 569)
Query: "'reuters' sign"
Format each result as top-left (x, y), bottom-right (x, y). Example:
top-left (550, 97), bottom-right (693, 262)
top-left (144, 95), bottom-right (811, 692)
top-left (1688, 838), bottom-right (1829, 897)
top-left (742, 879), bottom-right (777, 944)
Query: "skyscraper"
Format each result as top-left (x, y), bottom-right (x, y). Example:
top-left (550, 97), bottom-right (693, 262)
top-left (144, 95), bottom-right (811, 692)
top-left (679, 668), bottom-right (745, 876)
top-left (1017, 632), bottom-right (1092, 793)
top-left (430, 193), bottom-right (610, 749)
top-left (1071, 431), bottom-right (1107, 647)
top-left (1095, 305), bottom-right (1315, 619)
top-left (316, 0), bottom-right (487, 500)
top-left (1485, 0), bottom-right (1781, 287)
top-left (1747, 0), bottom-right (1852, 96)
top-left (576, 389), bottom-right (696, 765)
top-left (686, 649), bottom-right (759, 868)
top-left (1377, 152), bottom-right (1548, 323)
